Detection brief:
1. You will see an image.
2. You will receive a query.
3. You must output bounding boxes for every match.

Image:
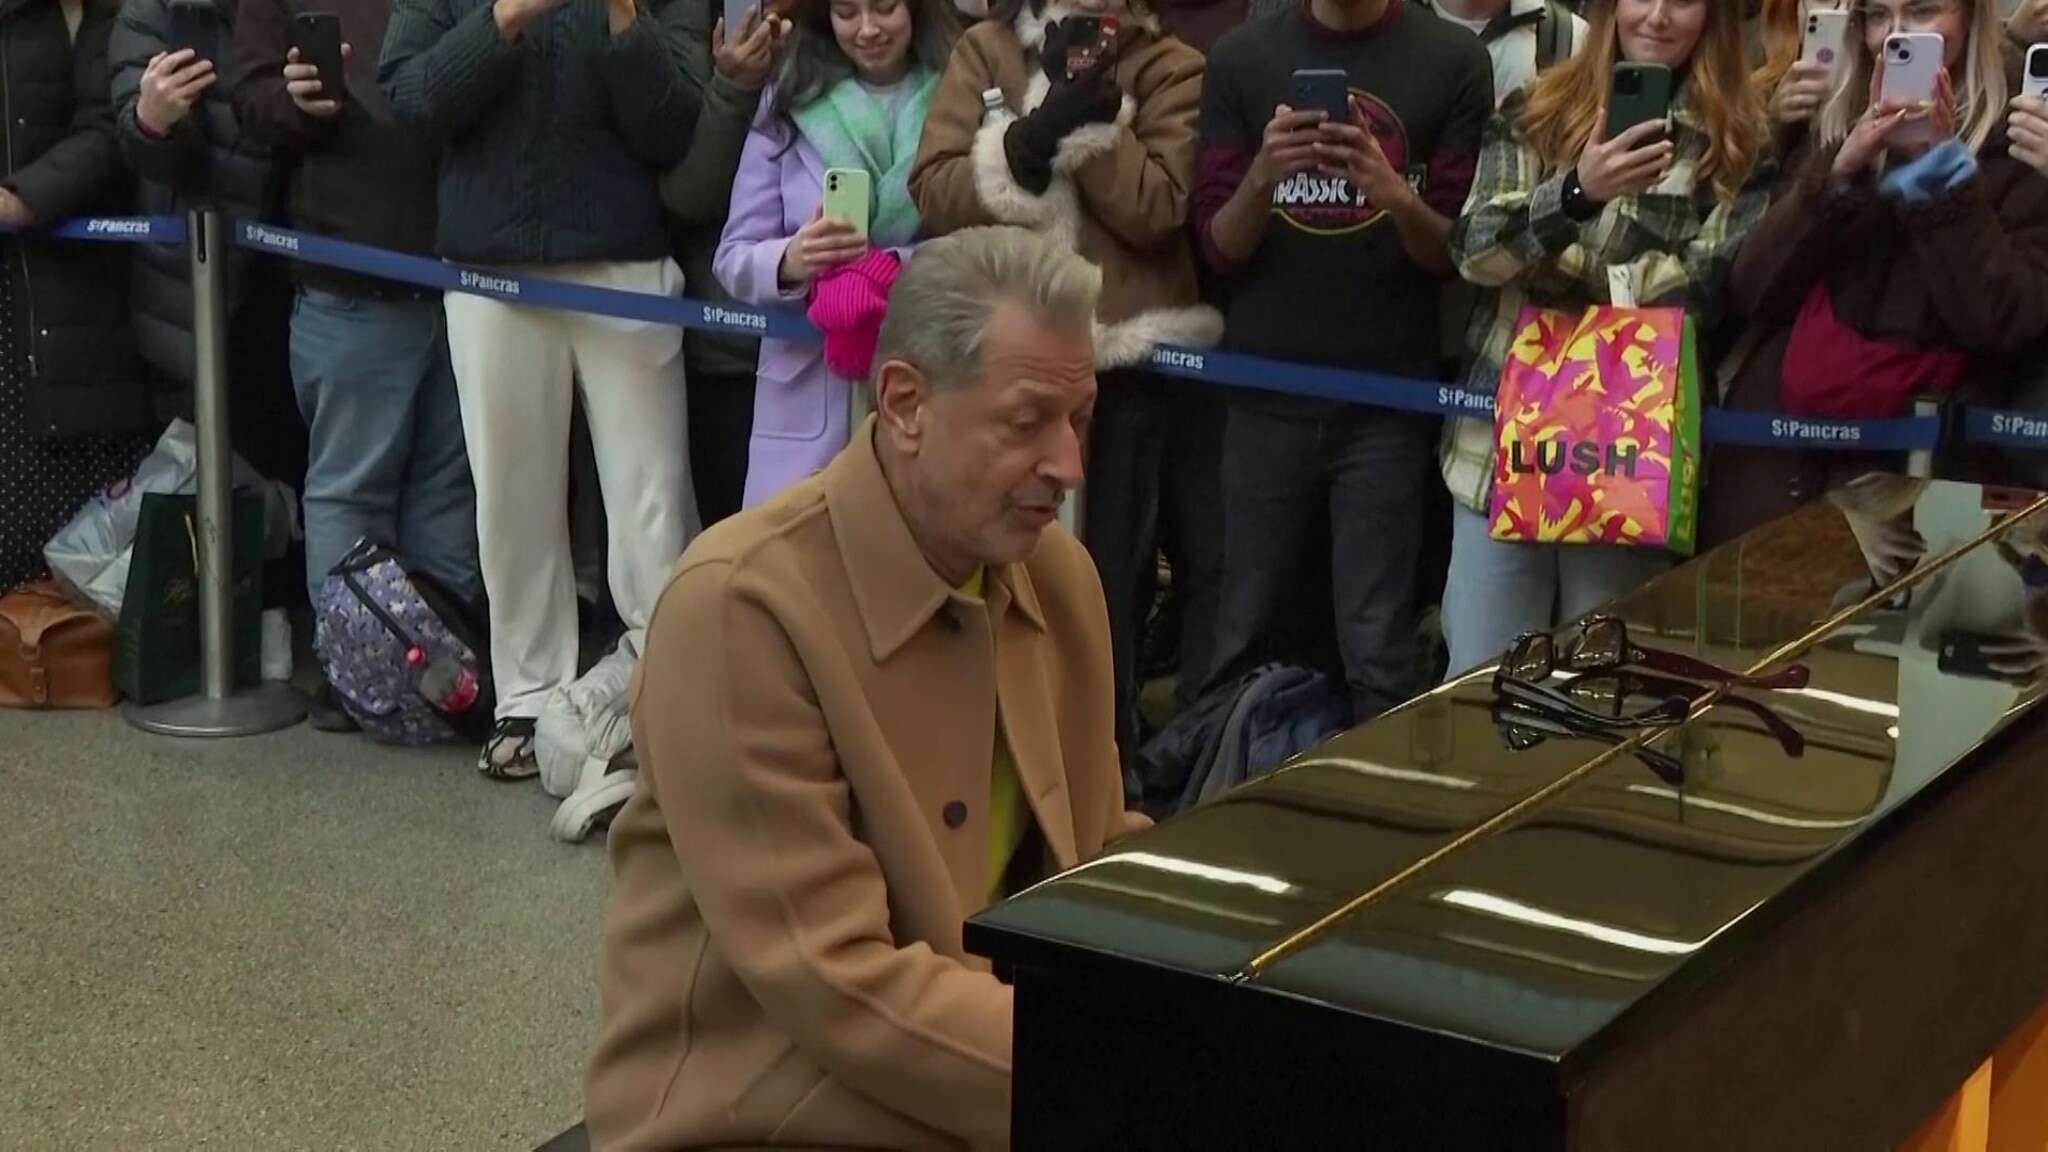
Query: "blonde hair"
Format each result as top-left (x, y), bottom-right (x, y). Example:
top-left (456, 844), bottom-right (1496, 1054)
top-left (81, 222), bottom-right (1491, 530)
top-left (1517, 0), bottom-right (1770, 202)
top-left (1818, 0), bottom-right (2009, 153)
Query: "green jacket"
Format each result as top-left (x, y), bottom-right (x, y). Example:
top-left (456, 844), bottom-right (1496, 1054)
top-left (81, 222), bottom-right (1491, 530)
top-left (656, 0), bottom-right (764, 378)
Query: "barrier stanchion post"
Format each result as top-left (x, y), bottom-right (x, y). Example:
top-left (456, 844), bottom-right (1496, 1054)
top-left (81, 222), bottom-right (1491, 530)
top-left (1908, 396), bottom-right (1939, 480)
top-left (126, 208), bottom-right (306, 737)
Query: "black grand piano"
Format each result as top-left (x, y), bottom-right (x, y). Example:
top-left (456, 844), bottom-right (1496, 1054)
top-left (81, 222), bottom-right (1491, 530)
top-left (969, 477), bottom-right (2048, 1151)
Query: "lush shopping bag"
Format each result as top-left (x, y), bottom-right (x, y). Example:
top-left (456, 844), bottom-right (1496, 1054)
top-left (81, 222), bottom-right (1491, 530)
top-left (1488, 304), bottom-right (1701, 555)
top-left (115, 491), bottom-right (265, 705)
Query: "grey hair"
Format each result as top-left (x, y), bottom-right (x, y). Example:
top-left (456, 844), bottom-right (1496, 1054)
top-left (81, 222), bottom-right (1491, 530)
top-left (871, 226), bottom-right (1101, 392)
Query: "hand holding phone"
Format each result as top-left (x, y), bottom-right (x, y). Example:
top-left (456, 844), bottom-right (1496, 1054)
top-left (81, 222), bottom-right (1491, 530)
top-left (288, 12), bottom-right (348, 111)
top-left (1939, 628), bottom-right (2046, 682)
top-left (1250, 103), bottom-right (1324, 192)
top-left (1773, 10), bottom-right (1846, 127)
top-left (779, 209), bottom-right (867, 286)
top-left (713, 2), bottom-right (786, 90)
top-left (135, 48), bottom-right (216, 137)
top-left (1313, 94), bottom-right (1411, 209)
top-left (1876, 32), bottom-right (1947, 149)
top-left (2011, 49), bottom-right (2048, 173)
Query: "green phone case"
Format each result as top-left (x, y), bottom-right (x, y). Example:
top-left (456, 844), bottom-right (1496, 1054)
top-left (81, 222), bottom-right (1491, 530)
top-left (1607, 64), bottom-right (1674, 140)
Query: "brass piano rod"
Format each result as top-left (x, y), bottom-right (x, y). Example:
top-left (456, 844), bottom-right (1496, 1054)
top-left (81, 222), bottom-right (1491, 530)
top-left (1232, 491), bottom-right (2048, 984)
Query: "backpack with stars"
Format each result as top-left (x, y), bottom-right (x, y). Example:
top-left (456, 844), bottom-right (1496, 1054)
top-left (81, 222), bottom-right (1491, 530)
top-left (314, 538), bottom-right (494, 745)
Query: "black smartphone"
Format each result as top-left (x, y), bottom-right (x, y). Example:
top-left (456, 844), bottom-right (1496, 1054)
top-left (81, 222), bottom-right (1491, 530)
top-left (1606, 62), bottom-right (1674, 139)
top-left (1062, 15), bottom-right (1116, 79)
top-left (1291, 68), bottom-right (1350, 123)
top-left (1938, 629), bottom-right (2012, 680)
top-left (291, 12), bottom-right (347, 104)
top-left (164, 0), bottom-right (221, 62)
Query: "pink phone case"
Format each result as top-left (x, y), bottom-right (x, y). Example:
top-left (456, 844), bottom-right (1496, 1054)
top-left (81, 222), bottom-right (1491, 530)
top-left (1879, 33), bottom-right (1943, 110)
top-left (1880, 32), bottom-right (1944, 146)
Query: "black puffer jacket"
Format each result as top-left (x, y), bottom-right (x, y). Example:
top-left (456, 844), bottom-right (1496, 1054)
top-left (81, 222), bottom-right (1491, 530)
top-left (1, 0), bottom-right (152, 437)
top-left (379, 0), bottom-right (699, 264)
top-left (109, 0), bottom-right (276, 397)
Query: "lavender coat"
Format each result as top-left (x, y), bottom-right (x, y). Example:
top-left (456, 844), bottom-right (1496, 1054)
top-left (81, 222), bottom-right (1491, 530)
top-left (715, 92), bottom-right (916, 509)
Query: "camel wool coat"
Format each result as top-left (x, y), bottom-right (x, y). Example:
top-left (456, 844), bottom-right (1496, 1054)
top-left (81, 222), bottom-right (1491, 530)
top-left (586, 422), bottom-right (1146, 1150)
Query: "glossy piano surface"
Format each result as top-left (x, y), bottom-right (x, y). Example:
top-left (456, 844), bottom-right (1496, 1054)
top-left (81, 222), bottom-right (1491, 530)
top-left (971, 478), bottom-right (2048, 1128)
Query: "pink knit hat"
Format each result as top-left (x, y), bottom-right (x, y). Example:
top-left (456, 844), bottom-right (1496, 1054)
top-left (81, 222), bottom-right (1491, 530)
top-left (807, 249), bottom-right (903, 383)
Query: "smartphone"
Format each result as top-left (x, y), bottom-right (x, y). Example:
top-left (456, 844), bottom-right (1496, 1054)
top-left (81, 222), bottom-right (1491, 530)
top-left (1291, 68), bottom-right (1351, 124)
top-left (1880, 32), bottom-right (1944, 109)
top-left (1938, 629), bottom-right (2016, 680)
top-left (1801, 8), bottom-right (1849, 74)
top-left (1606, 63), bottom-right (1674, 139)
top-left (722, 0), bottom-right (755, 40)
top-left (164, 0), bottom-right (221, 62)
top-left (822, 168), bottom-right (871, 240)
top-left (2026, 43), bottom-right (2048, 102)
top-left (1880, 32), bottom-right (1944, 145)
top-left (290, 12), bottom-right (347, 104)
top-left (1063, 15), bottom-right (1117, 80)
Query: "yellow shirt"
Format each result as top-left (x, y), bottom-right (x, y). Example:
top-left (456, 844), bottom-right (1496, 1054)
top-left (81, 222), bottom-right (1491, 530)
top-left (959, 569), bottom-right (1031, 907)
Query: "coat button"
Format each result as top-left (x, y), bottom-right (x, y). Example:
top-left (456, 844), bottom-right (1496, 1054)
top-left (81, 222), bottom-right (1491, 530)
top-left (942, 801), bottom-right (968, 829)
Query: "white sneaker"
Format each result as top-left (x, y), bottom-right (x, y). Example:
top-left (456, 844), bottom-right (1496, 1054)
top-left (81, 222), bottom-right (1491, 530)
top-left (551, 750), bottom-right (637, 843)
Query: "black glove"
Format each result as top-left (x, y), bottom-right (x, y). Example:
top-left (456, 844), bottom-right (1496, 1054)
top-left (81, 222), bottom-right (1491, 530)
top-left (1002, 27), bottom-right (1121, 194)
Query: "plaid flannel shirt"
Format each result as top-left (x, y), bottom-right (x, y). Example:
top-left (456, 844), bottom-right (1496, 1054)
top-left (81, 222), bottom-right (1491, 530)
top-left (1438, 93), bottom-right (1771, 511)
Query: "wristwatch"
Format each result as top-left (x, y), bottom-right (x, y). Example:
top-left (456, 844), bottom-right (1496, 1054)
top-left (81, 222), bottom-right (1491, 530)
top-left (1561, 168), bottom-right (1601, 223)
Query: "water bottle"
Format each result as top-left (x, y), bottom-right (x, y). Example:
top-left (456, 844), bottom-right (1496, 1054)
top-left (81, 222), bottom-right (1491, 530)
top-left (406, 645), bottom-right (480, 719)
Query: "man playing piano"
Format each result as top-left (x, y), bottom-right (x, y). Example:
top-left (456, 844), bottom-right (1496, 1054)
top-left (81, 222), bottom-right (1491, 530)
top-left (584, 225), bottom-right (1148, 1150)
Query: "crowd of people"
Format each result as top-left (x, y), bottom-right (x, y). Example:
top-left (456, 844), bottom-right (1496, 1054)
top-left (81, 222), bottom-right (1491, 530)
top-left (2, 0), bottom-right (2046, 1143)
top-left (3, 0), bottom-right (2048, 788)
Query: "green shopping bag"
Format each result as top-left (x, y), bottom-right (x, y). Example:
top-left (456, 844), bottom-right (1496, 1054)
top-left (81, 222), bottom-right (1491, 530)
top-left (115, 490), bottom-right (265, 705)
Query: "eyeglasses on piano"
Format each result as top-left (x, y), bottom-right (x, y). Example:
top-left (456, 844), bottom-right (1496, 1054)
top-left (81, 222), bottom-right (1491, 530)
top-left (1524, 616), bottom-right (1810, 690)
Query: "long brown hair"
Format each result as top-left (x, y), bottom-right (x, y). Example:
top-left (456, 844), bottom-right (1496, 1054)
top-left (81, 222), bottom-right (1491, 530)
top-left (1515, 0), bottom-right (1770, 202)
top-left (1748, 0), bottom-right (1806, 104)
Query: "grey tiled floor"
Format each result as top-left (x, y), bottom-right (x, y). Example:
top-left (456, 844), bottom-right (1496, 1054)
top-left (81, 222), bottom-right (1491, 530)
top-left (1, 708), bottom-right (608, 1151)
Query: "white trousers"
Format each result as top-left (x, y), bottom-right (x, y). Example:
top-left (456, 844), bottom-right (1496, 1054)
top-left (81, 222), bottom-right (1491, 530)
top-left (445, 259), bottom-right (698, 720)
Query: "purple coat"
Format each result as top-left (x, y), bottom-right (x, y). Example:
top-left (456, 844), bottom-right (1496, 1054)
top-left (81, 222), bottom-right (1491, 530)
top-left (715, 94), bottom-right (912, 509)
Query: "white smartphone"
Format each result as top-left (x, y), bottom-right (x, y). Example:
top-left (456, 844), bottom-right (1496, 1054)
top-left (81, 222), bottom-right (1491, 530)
top-left (1880, 32), bottom-right (1945, 145)
top-left (2026, 43), bottom-right (2048, 102)
top-left (1801, 8), bottom-right (1849, 74)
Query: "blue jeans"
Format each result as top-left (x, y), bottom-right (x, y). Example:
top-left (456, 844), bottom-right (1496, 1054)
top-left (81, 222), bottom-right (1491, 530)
top-left (1441, 504), bottom-right (1670, 678)
top-left (1204, 404), bottom-right (1438, 722)
top-left (291, 287), bottom-right (479, 606)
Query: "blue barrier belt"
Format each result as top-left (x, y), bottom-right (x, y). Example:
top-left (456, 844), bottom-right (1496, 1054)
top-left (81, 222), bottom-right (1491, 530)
top-left (13, 214), bottom-right (2023, 454)
top-left (0, 214), bottom-right (187, 243)
top-left (1141, 344), bottom-right (1499, 417)
top-left (1703, 409), bottom-right (1941, 452)
top-left (1964, 408), bottom-right (2048, 451)
top-left (231, 220), bottom-right (818, 342)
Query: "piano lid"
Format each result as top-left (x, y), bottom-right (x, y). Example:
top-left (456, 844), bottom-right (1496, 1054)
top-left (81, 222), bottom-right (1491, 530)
top-left (969, 477), bottom-right (2048, 1065)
